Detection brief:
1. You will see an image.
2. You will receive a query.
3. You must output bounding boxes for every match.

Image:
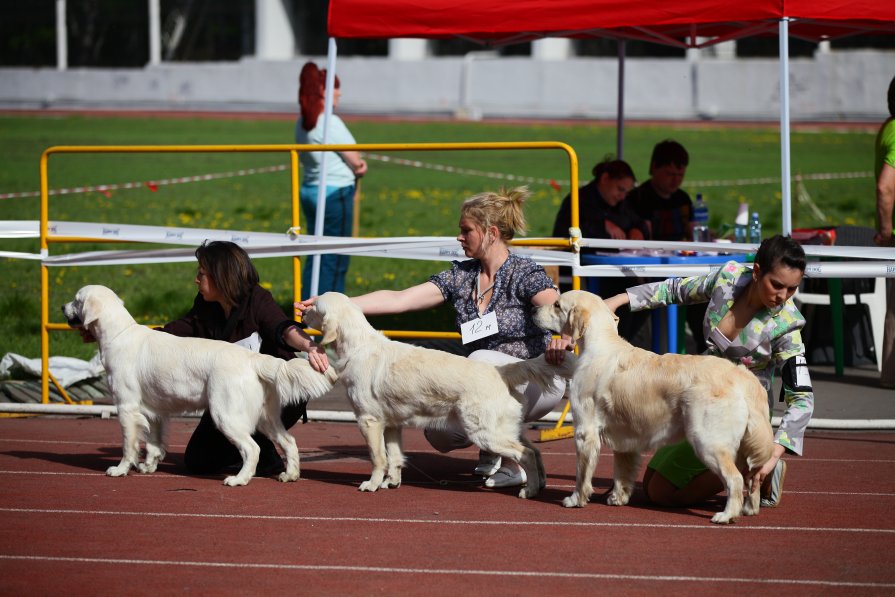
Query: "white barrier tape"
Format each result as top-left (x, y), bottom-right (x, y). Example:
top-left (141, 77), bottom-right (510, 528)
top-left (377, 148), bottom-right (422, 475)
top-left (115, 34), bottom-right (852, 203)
top-left (3, 219), bottom-right (892, 275)
top-left (574, 262), bottom-right (895, 279)
top-left (578, 237), bottom-right (895, 260)
top-left (0, 164), bottom-right (290, 200)
top-left (40, 239), bottom-right (579, 268)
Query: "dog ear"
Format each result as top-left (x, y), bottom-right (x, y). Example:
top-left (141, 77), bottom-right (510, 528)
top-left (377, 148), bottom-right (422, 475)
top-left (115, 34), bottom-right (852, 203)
top-left (80, 294), bottom-right (104, 328)
top-left (320, 312), bottom-right (339, 346)
top-left (566, 303), bottom-right (590, 341)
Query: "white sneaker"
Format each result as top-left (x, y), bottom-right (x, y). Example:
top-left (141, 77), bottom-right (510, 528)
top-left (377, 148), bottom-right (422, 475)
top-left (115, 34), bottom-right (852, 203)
top-left (484, 464), bottom-right (527, 488)
top-left (760, 459), bottom-right (787, 508)
top-left (473, 451), bottom-right (501, 477)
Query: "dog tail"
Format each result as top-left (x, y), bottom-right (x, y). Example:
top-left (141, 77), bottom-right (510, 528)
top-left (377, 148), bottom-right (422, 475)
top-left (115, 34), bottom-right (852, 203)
top-left (495, 353), bottom-right (576, 400)
top-left (740, 374), bottom-right (775, 472)
top-left (273, 358), bottom-right (339, 407)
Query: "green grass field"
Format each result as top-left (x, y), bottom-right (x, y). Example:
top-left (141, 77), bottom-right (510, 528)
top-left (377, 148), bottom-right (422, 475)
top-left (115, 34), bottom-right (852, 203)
top-left (0, 113), bottom-right (879, 360)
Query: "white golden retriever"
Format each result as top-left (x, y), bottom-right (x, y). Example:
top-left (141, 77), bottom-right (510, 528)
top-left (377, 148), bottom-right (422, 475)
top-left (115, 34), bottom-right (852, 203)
top-left (534, 290), bottom-right (773, 524)
top-left (300, 292), bottom-right (556, 499)
top-left (63, 285), bottom-right (337, 486)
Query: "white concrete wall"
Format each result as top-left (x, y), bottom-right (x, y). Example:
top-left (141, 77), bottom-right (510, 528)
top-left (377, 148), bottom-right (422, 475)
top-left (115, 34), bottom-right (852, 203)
top-left (0, 50), bottom-right (891, 121)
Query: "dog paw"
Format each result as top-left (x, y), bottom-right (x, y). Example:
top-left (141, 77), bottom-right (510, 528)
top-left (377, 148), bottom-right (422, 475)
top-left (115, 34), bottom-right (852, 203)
top-left (711, 512), bottom-right (736, 524)
top-left (562, 494), bottom-right (584, 508)
top-left (359, 480), bottom-right (379, 492)
top-left (106, 465), bottom-right (130, 477)
top-left (278, 471), bottom-right (300, 483)
top-left (606, 491), bottom-right (630, 506)
top-left (137, 462), bottom-right (158, 474)
top-left (741, 501), bottom-right (759, 516)
top-left (380, 478), bottom-right (400, 489)
top-left (223, 475), bottom-right (250, 487)
top-left (518, 487), bottom-right (539, 499)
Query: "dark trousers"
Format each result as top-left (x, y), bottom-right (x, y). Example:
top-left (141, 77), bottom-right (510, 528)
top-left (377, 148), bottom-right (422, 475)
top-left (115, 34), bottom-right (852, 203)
top-left (685, 302), bottom-right (708, 354)
top-left (183, 403), bottom-right (304, 474)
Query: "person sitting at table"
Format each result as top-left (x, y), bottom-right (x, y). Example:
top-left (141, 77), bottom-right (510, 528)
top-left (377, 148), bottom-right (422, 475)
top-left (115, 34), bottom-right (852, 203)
top-left (552, 157), bottom-right (650, 346)
top-left (603, 234), bottom-right (815, 509)
top-left (627, 139), bottom-right (707, 353)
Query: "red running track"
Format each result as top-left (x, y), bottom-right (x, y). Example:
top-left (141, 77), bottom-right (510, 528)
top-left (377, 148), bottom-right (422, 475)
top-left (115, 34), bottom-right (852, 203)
top-left (1, 417), bottom-right (894, 596)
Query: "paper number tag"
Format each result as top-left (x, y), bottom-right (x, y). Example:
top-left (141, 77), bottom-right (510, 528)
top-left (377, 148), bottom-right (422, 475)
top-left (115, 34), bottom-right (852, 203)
top-left (460, 311), bottom-right (499, 345)
top-left (794, 354), bottom-right (811, 388)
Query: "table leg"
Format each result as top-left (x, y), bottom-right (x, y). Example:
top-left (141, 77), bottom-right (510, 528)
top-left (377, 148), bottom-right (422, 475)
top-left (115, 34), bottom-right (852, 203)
top-left (667, 304), bottom-right (678, 355)
top-left (829, 277), bottom-right (844, 376)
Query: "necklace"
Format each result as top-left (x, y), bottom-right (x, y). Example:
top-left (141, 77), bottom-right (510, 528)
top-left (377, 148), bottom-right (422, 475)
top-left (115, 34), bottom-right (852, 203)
top-left (476, 273), bottom-right (494, 305)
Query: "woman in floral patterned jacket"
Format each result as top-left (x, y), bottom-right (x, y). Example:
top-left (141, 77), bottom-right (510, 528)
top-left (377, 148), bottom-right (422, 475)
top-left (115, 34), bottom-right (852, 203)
top-left (604, 234), bottom-right (814, 508)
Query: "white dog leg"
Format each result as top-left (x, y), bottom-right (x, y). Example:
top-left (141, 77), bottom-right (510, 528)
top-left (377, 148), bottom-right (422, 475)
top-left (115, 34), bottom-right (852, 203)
top-left (221, 435), bottom-right (260, 487)
top-left (607, 451), bottom-right (641, 506)
top-left (357, 415), bottom-right (388, 492)
top-left (137, 417), bottom-right (167, 474)
top-left (742, 472), bottom-right (761, 517)
top-left (382, 426), bottom-right (404, 489)
top-left (563, 421), bottom-right (602, 508)
top-left (107, 410), bottom-right (143, 477)
top-left (258, 418), bottom-right (301, 483)
top-left (699, 449), bottom-right (744, 524)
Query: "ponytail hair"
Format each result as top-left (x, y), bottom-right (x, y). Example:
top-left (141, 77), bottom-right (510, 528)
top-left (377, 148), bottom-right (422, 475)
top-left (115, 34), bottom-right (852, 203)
top-left (298, 62), bottom-right (341, 131)
top-left (461, 186), bottom-right (529, 241)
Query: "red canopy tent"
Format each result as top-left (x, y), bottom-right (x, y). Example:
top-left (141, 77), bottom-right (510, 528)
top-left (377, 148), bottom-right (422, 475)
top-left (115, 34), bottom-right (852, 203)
top-left (328, 0), bottom-right (894, 48)
top-left (302, 1), bottom-right (893, 292)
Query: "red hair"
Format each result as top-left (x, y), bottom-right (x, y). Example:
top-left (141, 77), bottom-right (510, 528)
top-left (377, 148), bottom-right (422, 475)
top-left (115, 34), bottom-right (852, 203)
top-left (298, 62), bottom-right (341, 132)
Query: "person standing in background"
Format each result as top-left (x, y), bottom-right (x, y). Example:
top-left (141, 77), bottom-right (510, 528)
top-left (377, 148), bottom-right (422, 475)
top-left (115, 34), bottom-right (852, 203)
top-left (874, 75), bottom-right (895, 388)
top-left (295, 62), bottom-right (368, 298)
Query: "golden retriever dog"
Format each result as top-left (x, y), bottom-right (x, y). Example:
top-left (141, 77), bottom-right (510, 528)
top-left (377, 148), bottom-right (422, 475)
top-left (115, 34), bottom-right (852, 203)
top-left (300, 291), bottom-right (549, 499)
top-left (533, 290), bottom-right (774, 524)
top-left (63, 285), bottom-right (337, 486)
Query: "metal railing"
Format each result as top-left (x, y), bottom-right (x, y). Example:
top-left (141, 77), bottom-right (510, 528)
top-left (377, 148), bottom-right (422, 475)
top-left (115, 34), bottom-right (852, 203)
top-left (38, 141), bottom-right (581, 404)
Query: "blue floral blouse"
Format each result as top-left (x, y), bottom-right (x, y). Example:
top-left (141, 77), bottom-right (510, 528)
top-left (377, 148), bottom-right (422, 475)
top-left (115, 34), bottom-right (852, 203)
top-left (626, 260), bottom-right (815, 455)
top-left (429, 253), bottom-right (555, 359)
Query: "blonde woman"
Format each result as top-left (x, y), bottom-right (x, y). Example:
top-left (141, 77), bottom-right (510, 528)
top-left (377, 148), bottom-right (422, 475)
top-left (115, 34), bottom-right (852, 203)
top-left (299, 187), bottom-right (572, 488)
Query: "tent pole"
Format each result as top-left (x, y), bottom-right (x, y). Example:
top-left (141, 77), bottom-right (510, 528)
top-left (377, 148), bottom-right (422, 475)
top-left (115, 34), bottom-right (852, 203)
top-left (779, 18), bottom-right (792, 235)
top-left (616, 40), bottom-right (626, 159)
top-left (311, 37), bottom-right (339, 297)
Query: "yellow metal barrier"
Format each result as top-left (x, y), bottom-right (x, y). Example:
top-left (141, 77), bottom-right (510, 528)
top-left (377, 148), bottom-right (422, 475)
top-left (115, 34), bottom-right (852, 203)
top-left (38, 141), bottom-right (581, 431)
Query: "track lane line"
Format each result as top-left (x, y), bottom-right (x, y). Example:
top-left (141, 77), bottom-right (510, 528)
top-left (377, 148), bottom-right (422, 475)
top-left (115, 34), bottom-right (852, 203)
top-left (0, 554), bottom-right (891, 588)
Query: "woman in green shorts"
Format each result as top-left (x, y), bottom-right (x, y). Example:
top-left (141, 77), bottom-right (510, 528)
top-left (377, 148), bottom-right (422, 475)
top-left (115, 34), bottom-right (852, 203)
top-left (604, 235), bottom-right (815, 508)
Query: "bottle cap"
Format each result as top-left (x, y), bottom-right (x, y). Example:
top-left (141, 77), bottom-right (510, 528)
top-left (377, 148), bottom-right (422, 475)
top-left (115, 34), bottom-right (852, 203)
top-left (735, 202), bottom-right (749, 225)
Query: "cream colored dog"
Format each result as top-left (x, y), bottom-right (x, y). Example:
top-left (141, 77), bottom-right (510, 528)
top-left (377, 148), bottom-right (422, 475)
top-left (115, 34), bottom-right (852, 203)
top-left (534, 290), bottom-right (774, 524)
top-left (63, 285), bottom-right (337, 486)
top-left (300, 292), bottom-right (547, 499)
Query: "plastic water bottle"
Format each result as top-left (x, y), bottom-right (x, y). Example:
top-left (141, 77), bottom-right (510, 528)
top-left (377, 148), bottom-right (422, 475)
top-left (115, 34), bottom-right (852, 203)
top-left (734, 202), bottom-right (749, 244)
top-left (748, 212), bottom-right (762, 244)
top-left (691, 193), bottom-right (710, 243)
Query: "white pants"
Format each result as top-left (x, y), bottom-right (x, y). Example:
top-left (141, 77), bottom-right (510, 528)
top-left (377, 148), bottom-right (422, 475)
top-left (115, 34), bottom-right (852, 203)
top-left (424, 349), bottom-right (567, 453)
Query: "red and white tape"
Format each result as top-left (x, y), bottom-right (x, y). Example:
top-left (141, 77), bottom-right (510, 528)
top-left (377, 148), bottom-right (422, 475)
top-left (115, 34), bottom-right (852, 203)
top-left (0, 154), bottom-right (872, 201)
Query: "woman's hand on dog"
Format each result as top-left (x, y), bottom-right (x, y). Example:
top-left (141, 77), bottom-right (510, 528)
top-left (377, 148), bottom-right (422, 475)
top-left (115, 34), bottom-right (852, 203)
top-left (294, 297), bottom-right (316, 319)
top-left (545, 336), bottom-right (574, 365)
